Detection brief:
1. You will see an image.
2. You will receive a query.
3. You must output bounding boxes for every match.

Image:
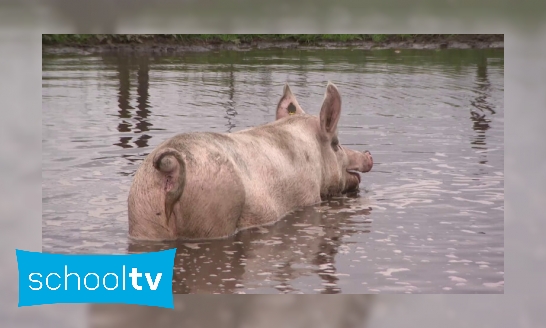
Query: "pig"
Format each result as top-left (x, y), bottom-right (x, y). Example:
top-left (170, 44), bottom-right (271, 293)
top-left (128, 82), bottom-right (373, 241)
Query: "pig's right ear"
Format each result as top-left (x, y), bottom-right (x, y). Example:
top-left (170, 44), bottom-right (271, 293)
top-left (319, 82), bottom-right (342, 138)
top-left (276, 83), bottom-right (305, 120)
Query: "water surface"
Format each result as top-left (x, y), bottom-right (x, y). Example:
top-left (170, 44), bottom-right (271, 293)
top-left (42, 48), bottom-right (504, 293)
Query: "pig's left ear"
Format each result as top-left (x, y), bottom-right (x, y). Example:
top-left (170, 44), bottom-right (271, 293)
top-left (276, 83), bottom-right (305, 120)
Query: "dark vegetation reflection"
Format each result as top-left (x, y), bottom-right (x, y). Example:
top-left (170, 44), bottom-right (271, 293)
top-left (224, 64), bottom-right (237, 133)
top-left (470, 54), bottom-right (494, 168)
top-left (127, 197), bottom-right (373, 294)
top-left (114, 55), bottom-right (132, 147)
top-left (134, 57), bottom-right (152, 147)
top-left (113, 55), bottom-right (153, 149)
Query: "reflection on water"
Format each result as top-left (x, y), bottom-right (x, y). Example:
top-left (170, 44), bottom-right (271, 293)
top-left (42, 48), bottom-right (504, 294)
top-left (223, 65), bottom-right (238, 132)
top-left (128, 197), bottom-right (372, 294)
top-left (114, 56), bottom-right (152, 149)
top-left (134, 57), bottom-right (152, 147)
top-left (471, 54), bottom-right (494, 168)
top-left (115, 56), bottom-right (132, 135)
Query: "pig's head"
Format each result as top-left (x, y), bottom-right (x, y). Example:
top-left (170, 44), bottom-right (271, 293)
top-left (276, 82), bottom-right (373, 197)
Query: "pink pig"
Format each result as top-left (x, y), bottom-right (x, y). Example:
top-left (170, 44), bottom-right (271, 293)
top-left (128, 82), bottom-right (373, 240)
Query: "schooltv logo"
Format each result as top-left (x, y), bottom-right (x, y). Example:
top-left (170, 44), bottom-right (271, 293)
top-left (16, 248), bottom-right (176, 308)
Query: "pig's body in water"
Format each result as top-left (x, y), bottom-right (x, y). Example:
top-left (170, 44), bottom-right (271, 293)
top-left (128, 82), bottom-right (373, 240)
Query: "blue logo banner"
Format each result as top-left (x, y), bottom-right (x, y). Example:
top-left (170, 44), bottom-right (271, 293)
top-left (16, 248), bottom-right (176, 308)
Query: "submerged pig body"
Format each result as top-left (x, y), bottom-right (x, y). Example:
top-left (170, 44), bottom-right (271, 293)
top-left (128, 82), bottom-right (373, 240)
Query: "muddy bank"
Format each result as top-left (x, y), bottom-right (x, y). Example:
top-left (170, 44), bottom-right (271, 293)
top-left (42, 34), bottom-right (503, 54)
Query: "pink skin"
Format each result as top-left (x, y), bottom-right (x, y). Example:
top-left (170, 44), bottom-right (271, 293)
top-left (344, 149), bottom-right (373, 192)
top-left (128, 82), bottom-right (373, 241)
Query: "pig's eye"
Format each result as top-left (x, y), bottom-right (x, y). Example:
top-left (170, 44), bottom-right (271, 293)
top-left (332, 137), bottom-right (340, 151)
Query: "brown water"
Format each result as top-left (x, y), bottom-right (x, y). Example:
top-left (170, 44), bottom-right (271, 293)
top-left (42, 48), bottom-right (504, 294)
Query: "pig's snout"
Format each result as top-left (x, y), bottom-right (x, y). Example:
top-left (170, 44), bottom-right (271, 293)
top-left (349, 150), bottom-right (372, 173)
top-left (345, 148), bottom-right (373, 174)
top-left (362, 150), bottom-right (373, 173)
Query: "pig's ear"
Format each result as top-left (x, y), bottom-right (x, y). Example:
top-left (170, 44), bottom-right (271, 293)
top-left (276, 83), bottom-right (305, 120)
top-left (319, 81), bottom-right (342, 137)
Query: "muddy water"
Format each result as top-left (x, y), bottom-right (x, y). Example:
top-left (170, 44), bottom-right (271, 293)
top-left (42, 48), bottom-right (504, 294)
